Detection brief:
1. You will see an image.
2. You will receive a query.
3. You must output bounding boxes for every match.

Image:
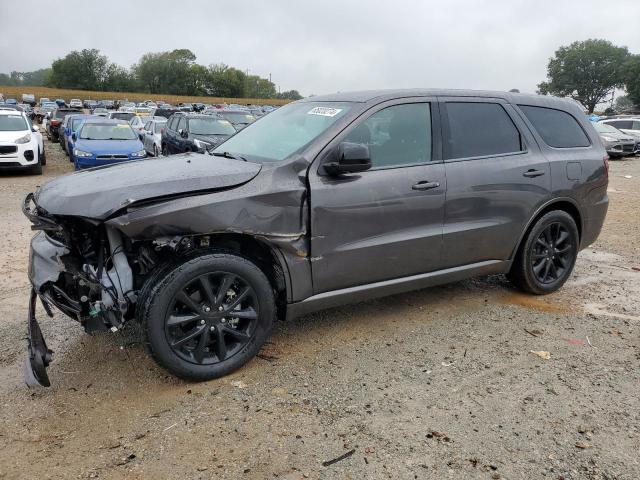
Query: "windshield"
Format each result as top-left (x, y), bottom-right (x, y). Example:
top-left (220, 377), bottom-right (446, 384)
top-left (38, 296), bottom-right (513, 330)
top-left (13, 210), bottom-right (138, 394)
top-left (213, 102), bottom-right (351, 162)
top-left (71, 118), bottom-right (85, 130)
top-left (111, 112), bottom-right (135, 121)
top-left (594, 122), bottom-right (620, 134)
top-left (221, 112), bottom-right (256, 124)
top-left (0, 114), bottom-right (28, 131)
top-left (80, 123), bottom-right (137, 140)
top-left (189, 118), bottom-right (236, 135)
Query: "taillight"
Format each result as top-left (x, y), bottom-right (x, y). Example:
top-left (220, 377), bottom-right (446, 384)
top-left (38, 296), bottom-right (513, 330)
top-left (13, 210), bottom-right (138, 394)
top-left (603, 154), bottom-right (609, 178)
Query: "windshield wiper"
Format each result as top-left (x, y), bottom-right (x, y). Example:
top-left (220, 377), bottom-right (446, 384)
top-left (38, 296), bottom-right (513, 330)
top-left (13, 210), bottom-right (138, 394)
top-left (212, 151), bottom-right (247, 162)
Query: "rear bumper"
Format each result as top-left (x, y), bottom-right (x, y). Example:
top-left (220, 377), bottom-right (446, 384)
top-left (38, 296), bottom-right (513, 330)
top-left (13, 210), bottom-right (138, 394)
top-left (581, 186), bottom-right (609, 249)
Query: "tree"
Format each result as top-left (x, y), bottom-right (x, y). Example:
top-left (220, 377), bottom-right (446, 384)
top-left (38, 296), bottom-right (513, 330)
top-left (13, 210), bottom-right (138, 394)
top-left (622, 55), bottom-right (640, 106)
top-left (614, 95), bottom-right (634, 113)
top-left (278, 90), bottom-right (303, 100)
top-left (538, 39), bottom-right (629, 113)
top-left (49, 49), bottom-right (109, 90)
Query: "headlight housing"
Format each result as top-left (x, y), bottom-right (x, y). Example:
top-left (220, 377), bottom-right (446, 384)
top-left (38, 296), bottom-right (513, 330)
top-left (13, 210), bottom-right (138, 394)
top-left (74, 149), bottom-right (92, 158)
top-left (15, 133), bottom-right (31, 144)
top-left (193, 138), bottom-right (211, 150)
top-left (131, 149), bottom-right (146, 158)
top-left (601, 136), bottom-right (616, 143)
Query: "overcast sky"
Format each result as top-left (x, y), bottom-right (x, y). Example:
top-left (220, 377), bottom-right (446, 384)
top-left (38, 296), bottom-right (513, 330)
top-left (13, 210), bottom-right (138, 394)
top-left (1, 0), bottom-right (639, 97)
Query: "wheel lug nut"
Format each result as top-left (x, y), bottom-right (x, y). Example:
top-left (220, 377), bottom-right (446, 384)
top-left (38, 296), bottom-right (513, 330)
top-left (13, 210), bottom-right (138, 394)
top-left (221, 318), bottom-right (226, 323)
top-left (210, 326), bottom-right (215, 331)
top-left (200, 319), bottom-right (205, 325)
top-left (203, 306), bottom-right (211, 312)
top-left (218, 306), bottom-right (223, 311)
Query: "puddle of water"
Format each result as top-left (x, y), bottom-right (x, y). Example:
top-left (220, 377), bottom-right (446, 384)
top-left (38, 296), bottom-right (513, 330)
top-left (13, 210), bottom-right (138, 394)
top-left (499, 292), bottom-right (567, 313)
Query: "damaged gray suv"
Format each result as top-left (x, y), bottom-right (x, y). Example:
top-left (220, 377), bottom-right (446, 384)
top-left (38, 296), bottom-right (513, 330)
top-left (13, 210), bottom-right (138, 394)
top-left (23, 89), bottom-right (609, 386)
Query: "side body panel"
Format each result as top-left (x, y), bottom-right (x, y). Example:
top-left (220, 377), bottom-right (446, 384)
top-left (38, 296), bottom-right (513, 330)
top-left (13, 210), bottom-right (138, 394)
top-left (439, 98), bottom-right (551, 266)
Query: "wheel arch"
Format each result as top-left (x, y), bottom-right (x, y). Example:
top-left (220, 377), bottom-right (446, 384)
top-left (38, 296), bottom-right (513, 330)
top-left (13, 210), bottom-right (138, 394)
top-left (511, 197), bottom-right (583, 260)
top-left (190, 233), bottom-right (291, 320)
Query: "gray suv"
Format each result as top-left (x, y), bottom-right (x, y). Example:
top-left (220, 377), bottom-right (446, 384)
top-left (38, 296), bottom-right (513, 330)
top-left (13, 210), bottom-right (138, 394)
top-left (23, 89), bottom-right (608, 386)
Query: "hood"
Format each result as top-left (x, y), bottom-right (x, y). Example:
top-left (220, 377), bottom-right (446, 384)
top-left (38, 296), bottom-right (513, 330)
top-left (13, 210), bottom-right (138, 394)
top-left (0, 129), bottom-right (29, 142)
top-left (35, 153), bottom-right (262, 219)
top-left (192, 133), bottom-right (231, 146)
top-left (74, 138), bottom-right (143, 154)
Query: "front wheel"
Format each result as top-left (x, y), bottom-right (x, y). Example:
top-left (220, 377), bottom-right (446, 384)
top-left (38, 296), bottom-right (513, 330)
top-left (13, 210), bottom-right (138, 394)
top-left (153, 144), bottom-right (159, 157)
top-left (508, 210), bottom-right (579, 294)
top-left (141, 253), bottom-right (275, 381)
top-left (161, 143), bottom-right (169, 156)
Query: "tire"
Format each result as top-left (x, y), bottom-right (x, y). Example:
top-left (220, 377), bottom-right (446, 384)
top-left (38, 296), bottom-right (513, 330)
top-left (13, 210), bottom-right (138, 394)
top-left (30, 159), bottom-right (42, 175)
top-left (162, 143), bottom-right (169, 156)
top-left (39, 146), bottom-right (46, 166)
top-left (141, 252), bottom-right (275, 381)
top-left (153, 144), bottom-right (159, 157)
top-left (508, 210), bottom-right (579, 295)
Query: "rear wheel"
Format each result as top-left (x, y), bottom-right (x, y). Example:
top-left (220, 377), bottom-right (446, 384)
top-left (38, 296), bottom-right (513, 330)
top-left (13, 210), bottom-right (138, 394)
top-left (508, 210), bottom-right (579, 294)
top-left (141, 253), bottom-right (275, 381)
top-left (153, 144), bottom-right (159, 157)
top-left (162, 143), bottom-right (169, 156)
top-left (39, 146), bottom-right (46, 166)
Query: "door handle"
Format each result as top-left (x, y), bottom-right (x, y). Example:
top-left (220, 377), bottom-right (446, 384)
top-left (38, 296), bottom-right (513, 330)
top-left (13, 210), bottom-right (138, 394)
top-left (412, 181), bottom-right (440, 191)
top-left (523, 169), bottom-right (545, 178)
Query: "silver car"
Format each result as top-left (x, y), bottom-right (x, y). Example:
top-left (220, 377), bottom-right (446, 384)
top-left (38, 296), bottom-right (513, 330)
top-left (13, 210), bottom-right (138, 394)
top-left (141, 117), bottom-right (167, 157)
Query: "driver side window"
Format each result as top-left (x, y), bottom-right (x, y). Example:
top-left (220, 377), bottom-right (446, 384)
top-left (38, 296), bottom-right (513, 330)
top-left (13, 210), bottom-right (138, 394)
top-left (343, 103), bottom-right (432, 169)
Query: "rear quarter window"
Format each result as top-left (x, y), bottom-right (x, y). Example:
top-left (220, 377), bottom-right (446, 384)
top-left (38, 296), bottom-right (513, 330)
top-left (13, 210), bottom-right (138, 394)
top-left (518, 105), bottom-right (590, 148)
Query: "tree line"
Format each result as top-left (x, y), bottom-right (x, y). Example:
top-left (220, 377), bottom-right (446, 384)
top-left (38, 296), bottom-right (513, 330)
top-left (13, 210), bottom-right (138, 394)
top-left (0, 49), bottom-right (302, 100)
top-left (538, 39), bottom-right (640, 113)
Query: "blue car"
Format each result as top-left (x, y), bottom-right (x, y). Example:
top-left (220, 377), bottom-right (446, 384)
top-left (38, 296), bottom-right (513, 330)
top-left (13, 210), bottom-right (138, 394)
top-left (63, 114), bottom-right (97, 158)
top-left (71, 119), bottom-right (147, 170)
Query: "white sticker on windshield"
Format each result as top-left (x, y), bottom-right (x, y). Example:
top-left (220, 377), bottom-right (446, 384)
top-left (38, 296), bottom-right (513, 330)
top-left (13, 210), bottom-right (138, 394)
top-left (308, 107), bottom-right (342, 117)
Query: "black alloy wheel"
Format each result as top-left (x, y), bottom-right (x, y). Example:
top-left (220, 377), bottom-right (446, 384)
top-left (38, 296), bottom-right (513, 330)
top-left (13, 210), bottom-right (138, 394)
top-left (530, 222), bottom-right (574, 284)
top-left (165, 272), bottom-right (259, 365)
top-left (508, 210), bottom-right (579, 294)
top-left (141, 253), bottom-right (275, 380)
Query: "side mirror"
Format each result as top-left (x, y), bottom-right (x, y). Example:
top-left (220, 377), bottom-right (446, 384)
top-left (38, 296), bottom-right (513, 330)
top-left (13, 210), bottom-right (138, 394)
top-left (71, 133), bottom-right (77, 141)
top-left (31, 126), bottom-right (39, 133)
top-left (138, 132), bottom-right (144, 140)
top-left (179, 129), bottom-right (188, 138)
top-left (324, 142), bottom-right (372, 176)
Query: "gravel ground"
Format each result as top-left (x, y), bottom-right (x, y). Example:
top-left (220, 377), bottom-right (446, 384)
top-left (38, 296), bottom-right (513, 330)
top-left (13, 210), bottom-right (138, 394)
top-left (0, 137), bottom-right (638, 480)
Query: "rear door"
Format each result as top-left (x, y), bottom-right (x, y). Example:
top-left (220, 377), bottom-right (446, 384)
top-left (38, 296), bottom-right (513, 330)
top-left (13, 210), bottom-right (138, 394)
top-left (439, 98), bottom-right (551, 267)
top-left (308, 99), bottom-right (447, 293)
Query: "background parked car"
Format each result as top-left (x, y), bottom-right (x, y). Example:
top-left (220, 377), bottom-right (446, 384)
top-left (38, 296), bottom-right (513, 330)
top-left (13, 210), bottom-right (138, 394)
top-left (69, 99), bottom-right (83, 109)
top-left (0, 109), bottom-right (44, 174)
top-left (70, 119), bottom-right (146, 169)
top-left (161, 112), bottom-right (236, 155)
top-left (108, 111), bottom-right (136, 121)
top-left (600, 117), bottom-right (640, 140)
top-left (141, 117), bottom-right (167, 157)
top-left (592, 121), bottom-right (636, 158)
top-left (46, 108), bottom-right (82, 141)
top-left (61, 114), bottom-right (96, 157)
top-left (22, 93), bottom-right (36, 106)
top-left (55, 99), bottom-right (66, 107)
top-left (216, 109), bottom-right (256, 131)
top-left (92, 107), bottom-right (109, 117)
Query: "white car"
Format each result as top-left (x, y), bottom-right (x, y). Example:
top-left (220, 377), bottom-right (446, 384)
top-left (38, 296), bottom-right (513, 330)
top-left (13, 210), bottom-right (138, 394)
top-left (0, 110), bottom-right (45, 174)
top-left (141, 117), bottom-right (167, 157)
top-left (600, 118), bottom-right (640, 139)
top-left (69, 99), bottom-right (83, 109)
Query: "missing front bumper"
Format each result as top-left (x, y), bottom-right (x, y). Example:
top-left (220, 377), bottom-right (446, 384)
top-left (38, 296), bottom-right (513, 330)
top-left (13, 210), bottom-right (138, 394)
top-left (24, 288), bottom-right (53, 387)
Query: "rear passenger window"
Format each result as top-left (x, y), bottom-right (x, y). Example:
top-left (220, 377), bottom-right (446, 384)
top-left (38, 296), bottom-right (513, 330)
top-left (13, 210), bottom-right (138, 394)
top-left (445, 102), bottom-right (523, 159)
top-left (519, 105), bottom-right (590, 148)
top-left (343, 103), bottom-right (432, 169)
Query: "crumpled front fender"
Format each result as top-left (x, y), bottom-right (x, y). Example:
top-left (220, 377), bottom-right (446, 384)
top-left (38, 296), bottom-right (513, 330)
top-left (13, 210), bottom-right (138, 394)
top-left (28, 231), bottom-right (69, 292)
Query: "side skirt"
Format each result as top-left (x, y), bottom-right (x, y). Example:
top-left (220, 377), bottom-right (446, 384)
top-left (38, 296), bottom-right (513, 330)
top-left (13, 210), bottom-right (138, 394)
top-left (285, 259), bottom-right (511, 320)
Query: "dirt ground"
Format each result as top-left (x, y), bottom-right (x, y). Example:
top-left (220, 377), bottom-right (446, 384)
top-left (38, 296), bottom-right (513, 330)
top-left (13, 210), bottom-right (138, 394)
top-left (0, 137), bottom-right (638, 480)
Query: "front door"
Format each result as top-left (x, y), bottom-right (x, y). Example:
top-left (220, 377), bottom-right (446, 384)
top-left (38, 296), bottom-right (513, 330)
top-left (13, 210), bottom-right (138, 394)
top-left (308, 100), bottom-right (446, 294)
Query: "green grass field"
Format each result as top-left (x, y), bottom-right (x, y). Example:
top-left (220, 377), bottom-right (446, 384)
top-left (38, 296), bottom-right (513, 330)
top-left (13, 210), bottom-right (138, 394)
top-left (0, 85), bottom-right (290, 106)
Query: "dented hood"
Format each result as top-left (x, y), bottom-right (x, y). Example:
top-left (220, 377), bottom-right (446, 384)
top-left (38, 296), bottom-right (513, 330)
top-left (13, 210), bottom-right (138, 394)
top-left (35, 153), bottom-right (261, 219)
